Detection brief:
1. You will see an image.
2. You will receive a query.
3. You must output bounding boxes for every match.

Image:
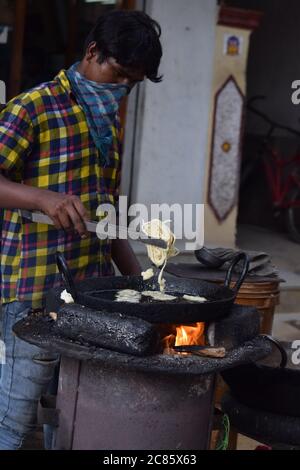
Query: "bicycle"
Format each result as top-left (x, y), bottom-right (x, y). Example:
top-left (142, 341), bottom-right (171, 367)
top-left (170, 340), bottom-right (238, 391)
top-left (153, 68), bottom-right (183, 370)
top-left (241, 96), bottom-right (300, 243)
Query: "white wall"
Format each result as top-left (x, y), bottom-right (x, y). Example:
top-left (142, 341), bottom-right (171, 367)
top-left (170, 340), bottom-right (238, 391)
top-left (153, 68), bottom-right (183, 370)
top-left (123, 0), bottom-right (217, 250)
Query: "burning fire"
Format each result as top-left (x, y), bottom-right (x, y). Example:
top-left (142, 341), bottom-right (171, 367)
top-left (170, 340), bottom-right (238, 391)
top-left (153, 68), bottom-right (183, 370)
top-left (175, 323), bottom-right (205, 346)
top-left (163, 322), bottom-right (205, 354)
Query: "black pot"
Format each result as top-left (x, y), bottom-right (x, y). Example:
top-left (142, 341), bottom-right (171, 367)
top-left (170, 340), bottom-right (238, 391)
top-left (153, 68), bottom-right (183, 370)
top-left (222, 338), bottom-right (300, 418)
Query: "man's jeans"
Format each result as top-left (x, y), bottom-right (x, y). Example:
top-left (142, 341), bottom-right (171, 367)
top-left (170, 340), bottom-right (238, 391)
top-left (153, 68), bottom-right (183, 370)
top-left (0, 302), bottom-right (59, 450)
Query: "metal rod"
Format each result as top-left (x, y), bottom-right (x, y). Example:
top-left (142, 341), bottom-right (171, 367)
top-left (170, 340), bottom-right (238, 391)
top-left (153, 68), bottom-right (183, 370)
top-left (21, 211), bottom-right (168, 249)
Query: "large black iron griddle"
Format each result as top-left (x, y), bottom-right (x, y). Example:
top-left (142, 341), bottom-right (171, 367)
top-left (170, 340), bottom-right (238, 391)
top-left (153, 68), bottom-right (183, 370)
top-left (54, 252), bottom-right (249, 324)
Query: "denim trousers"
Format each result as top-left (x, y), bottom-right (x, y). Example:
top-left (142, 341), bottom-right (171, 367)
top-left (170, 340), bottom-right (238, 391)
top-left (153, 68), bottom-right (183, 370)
top-left (0, 302), bottom-right (59, 450)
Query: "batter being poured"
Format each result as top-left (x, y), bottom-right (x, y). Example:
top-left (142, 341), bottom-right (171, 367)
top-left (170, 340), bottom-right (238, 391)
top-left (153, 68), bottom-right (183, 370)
top-left (115, 220), bottom-right (207, 303)
top-left (141, 219), bottom-right (179, 292)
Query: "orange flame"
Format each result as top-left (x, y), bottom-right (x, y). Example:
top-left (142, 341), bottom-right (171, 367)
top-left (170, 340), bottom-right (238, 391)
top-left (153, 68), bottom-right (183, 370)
top-left (175, 323), bottom-right (205, 346)
top-left (163, 323), bottom-right (205, 354)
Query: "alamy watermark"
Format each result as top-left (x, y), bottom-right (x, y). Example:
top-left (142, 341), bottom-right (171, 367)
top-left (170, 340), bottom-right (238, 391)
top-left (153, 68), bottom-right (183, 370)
top-left (0, 340), bottom-right (6, 365)
top-left (291, 340), bottom-right (300, 365)
top-left (291, 81), bottom-right (300, 105)
top-left (95, 198), bottom-right (205, 251)
top-left (0, 80), bottom-right (6, 105)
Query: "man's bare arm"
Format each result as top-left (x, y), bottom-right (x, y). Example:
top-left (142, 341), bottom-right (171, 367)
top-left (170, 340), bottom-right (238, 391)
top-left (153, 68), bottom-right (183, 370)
top-left (112, 238), bottom-right (142, 275)
top-left (0, 173), bottom-right (89, 237)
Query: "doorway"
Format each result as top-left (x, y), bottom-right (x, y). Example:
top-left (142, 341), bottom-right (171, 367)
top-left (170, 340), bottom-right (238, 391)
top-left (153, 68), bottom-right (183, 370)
top-left (237, 0), bottom-right (300, 237)
top-left (0, 0), bottom-right (136, 100)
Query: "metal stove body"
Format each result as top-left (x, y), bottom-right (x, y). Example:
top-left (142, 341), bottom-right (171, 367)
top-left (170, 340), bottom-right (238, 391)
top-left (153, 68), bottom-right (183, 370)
top-left (52, 300), bottom-right (261, 451)
top-left (56, 358), bottom-right (215, 450)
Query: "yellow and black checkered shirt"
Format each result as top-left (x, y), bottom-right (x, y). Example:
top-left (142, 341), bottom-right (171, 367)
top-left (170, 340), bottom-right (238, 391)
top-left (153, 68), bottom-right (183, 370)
top-left (0, 70), bottom-right (122, 308)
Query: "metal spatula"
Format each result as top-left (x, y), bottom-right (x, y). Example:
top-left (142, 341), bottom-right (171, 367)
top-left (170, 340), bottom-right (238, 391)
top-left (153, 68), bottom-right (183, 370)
top-left (21, 210), bottom-right (168, 249)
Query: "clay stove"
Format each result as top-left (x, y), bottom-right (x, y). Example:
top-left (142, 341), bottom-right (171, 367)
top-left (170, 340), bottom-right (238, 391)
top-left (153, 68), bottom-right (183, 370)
top-left (14, 292), bottom-right (272, 450)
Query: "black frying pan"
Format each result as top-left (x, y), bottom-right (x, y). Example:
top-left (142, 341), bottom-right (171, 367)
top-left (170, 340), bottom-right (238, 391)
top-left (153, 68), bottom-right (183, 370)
top-left (222, 338), bottom-right (300, 418)
top-left (56, 251), bottom-right (249, 324)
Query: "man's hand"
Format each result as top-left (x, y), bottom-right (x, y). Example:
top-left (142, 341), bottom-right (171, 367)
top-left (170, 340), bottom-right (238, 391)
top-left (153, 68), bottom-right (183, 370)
top-left (39, 191), bottom-right (89, 237)
top-left (0, 174), bottom-right (89, 237)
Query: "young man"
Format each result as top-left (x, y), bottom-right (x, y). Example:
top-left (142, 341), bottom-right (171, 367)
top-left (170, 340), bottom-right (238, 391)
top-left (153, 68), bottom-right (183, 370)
top-left (0, 10), bottom-right (162, 450)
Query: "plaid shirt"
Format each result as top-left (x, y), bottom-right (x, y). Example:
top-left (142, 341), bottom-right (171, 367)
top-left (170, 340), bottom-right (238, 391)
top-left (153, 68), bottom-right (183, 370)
top-left (0, 70), bottom-right (122, 308)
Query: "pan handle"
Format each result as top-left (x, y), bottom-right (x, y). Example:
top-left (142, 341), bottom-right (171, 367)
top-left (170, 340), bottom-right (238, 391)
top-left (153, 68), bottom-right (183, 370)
top-left (56, 252), bottom-right (77, 301)
top-left (224, 252), bottom-right (250, 294)
top-left (260, 335), bottom-right (288, 369)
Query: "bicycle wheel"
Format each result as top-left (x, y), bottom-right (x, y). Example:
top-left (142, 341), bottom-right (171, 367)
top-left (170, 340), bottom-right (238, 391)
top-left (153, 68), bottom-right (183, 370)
top-left (285, 186), bottom-right (300, 243)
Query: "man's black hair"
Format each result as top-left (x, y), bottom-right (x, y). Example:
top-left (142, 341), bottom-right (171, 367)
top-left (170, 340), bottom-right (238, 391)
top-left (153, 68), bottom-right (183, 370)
top-left (84, 10), bottom-right (163, 83)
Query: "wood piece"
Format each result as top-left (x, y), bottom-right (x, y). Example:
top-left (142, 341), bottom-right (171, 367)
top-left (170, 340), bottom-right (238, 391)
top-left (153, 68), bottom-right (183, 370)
top-left (174, 346), bottom-right (226, 358)
top-left (56, 303), bottom-right (158, 357)
top-left (192, 348), bottom-right (226, 359)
